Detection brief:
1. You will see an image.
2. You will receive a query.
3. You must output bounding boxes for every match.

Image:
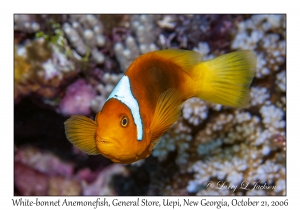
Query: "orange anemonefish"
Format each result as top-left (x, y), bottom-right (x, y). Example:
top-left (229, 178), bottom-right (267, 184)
top-left (65, 49), bottom-right (256, 164)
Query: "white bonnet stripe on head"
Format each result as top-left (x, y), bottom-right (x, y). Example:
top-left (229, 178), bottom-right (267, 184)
top-left (106, 75), bottom-right (143, 140)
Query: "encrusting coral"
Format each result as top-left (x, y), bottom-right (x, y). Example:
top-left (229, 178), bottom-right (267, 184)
top-left (14, 38), bottom-right (77, 101)
top-left (59, 79), bottom-right (97, 116)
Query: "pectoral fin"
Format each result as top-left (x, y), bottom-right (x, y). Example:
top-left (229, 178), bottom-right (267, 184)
top-left (64, 115), bottom-right (100, 155)
top-left (149, 88), bottom-right (182, 146)
top-left (149, 137), bottom-right (161, 151)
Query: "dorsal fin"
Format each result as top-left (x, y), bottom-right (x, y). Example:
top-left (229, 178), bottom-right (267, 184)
top-left (64, 115), bottom-right (100, 155)
top-left (153, 49), bottom-right (203, 73)
top-left (150, 88), bottom-right (182, 146)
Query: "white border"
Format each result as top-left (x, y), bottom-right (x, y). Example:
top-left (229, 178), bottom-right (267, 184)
top-left (3, 0), bottom-right (298, 209)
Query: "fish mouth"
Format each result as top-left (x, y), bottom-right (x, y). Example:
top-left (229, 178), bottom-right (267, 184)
top-left (97, 137), bottom-right (121, 149)
top-left (97, 137), bottom-right (121, 159)
top-left (99, 139), bottom-right (112, 144)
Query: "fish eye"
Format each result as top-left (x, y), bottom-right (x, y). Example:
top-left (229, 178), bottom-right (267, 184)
top-left (120, 116), bottom-right (128, 127)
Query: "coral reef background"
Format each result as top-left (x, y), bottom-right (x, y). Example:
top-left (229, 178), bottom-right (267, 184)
top-left (14, 14), bottom-right (286, 196)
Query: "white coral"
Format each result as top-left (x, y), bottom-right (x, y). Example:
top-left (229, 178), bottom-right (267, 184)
top-left (259, 104), bottom-right (285, 133)
top-left (196, 188), bottom-right (231, 196)
top-left (231, 15), bottom-right (285, 79)
top-left (254, 129), bottom-right (272, 146)
top-left (14, 14), bottom-right (40, 33)
top-left (187, 155), bottom-right (249, 193)
top-left (274, 179), bottom-right (286, 194)
top-left (276, 70), bottom-right (286, 92)
top-left (250, 86), bottom-right (270, 107)
top-left (224, 112), bottom-right (260, 144)
top-left (197, 138), bottom-right (222, 156)
top-left (157, 15), bottom-right (176, 29)
top-left (255, 52), bottom-right (270, 78)
top-left (114, 36), bottom-right (140, 72)
top-left (63, 15), bottom-right (105, 64)
top-left (152, 134), bottom-right (176, 161)
top-left (90, 73), bottom-right (123, 113)
top-left (41, 43), bottom-right (75, 80)
top-left (251, 160), bottom-right (284, 184)
top-left (182, 98), bottom-right (208, 126)
top-left (130, 15), bottom-right (159, 54)
top-left (152, 130), bottom-right (192, 168)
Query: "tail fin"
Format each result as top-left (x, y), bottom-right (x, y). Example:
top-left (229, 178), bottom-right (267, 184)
top-left (195, 50), bottom-right (256, 107)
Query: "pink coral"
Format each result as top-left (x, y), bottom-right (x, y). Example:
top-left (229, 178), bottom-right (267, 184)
top-left (83, 164), bottom-right (128, 195)
top-left (48, 176), bottom-right (81, 195)
top-left (76, 167), bottom-right (100, 183)
top-left (14, 162), bottom-right (48, 195)
top-left (15, 147), bottom-right (74, 177)
top-left (59, 79), bottom-right (96, 116)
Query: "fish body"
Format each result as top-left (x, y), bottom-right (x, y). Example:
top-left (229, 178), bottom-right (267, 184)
top-left (65, 49), bottom-right (256, 164)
